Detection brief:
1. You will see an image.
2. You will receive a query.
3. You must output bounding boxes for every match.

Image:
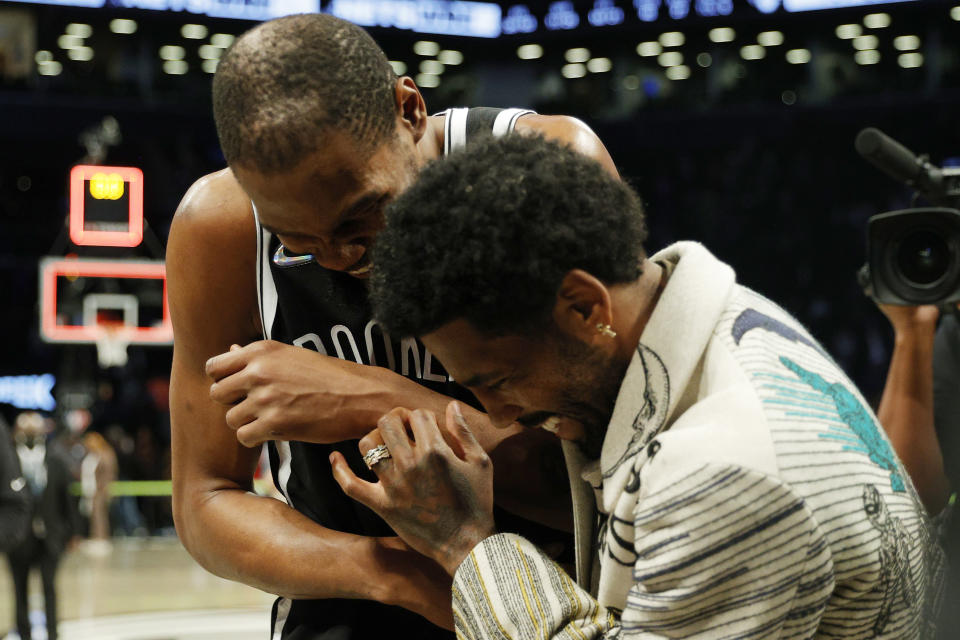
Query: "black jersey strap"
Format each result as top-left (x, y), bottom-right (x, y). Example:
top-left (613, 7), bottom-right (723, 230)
top-left (442, 107), bottom-right (536, 155)
top-left (465, 107), bottom-right (505, 141)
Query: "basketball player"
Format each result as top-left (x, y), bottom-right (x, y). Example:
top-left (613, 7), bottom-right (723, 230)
top-left (167, 14), bottom-right (619, 640)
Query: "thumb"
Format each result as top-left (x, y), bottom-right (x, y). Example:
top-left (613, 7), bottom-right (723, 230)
top-left (230, 343), bottom-right (242, 352)
top-left (445, 401), bottom-right (485, 462)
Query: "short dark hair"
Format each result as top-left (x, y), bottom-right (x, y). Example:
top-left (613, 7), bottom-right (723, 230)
top-left (370, 134), bottom-right (648, 337)
top-left (212, 14), bottom-right (397, 173)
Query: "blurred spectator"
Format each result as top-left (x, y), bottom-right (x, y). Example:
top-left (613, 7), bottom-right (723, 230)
top-left (79, 430), bottom-right (118, 555)
top-left (5, 412), bottom-right (76, 640)
top-left (0, 416), bottom-right (29, 551)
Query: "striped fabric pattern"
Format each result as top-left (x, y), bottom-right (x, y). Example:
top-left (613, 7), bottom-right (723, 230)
top-left (451, 242), bottom-right (943, 639)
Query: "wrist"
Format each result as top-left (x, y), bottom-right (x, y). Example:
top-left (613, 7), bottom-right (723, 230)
top-left (893, 324), bottom-right (937, 347)
top-left (439, 526), bottom-right (496, 576)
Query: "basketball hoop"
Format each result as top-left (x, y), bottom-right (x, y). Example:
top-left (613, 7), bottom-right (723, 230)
top-left (95, 321), bottom-right (130, 368)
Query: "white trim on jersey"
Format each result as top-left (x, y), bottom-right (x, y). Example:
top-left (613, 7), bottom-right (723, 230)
top-left (275, 441), bottom-right (294, 506)
top-left (272, 597), bottom-right (292, 640)
top-left (445, 107), bottom-right (470, 153)
top-left (252, 203), bottom-right (294, 514)
top-left (493, 108), bottom-right (534, 137)
top-left (252, 203), bottom-right (280, 341)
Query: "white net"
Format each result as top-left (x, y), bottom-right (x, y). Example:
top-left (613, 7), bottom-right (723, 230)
top-left (95, 325), bottom-right (130, 368)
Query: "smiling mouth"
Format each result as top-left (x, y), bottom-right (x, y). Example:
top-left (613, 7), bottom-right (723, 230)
top-left (539, 416), bottom-right (561, 434)
top-left (517, 412), bottom-right (561, 433)
top-left (345, 254), bottom-right (373, 277)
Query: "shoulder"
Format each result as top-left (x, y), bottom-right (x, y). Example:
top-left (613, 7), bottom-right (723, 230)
top-left (166, 168), bottom-right (261, 350)
top-left (514, 114), bottom-right (595, 143)
top-left (168, 168), bottom-right (257, 273)
top-left (172, 168), bottom-right (253, 233)
top-left (514, 114), bottom-right (618, 178)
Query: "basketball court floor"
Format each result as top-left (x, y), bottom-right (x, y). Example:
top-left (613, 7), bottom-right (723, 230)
top-left (0, 537), bottom-right (274, 640)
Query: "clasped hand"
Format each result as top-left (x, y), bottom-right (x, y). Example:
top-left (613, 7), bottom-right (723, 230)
top-left (331, 402), bottom-right (497, 576)
top-left (205, 340), bottom-right (389, 446)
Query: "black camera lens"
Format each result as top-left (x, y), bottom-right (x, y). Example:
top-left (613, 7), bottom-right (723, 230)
top-left (896, 229), bottom-right (951, 287)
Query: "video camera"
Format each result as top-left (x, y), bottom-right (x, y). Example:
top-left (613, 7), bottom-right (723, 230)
top-left (857, 128), bottom-right (960, 306)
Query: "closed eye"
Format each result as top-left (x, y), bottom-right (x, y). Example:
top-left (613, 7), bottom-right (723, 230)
top-left (486, 378), bottom-right (509, 392)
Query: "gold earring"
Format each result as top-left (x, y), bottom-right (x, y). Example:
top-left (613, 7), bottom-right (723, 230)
top-left (596, 323), bottom-right (617, 338)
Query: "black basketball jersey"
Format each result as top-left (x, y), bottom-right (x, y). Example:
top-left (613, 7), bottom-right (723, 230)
top-left (254, 107), bottom-right (534, 639)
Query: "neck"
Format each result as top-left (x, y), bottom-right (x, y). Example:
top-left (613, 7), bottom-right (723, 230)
top-left (416, 115), bottom-right (446, 164)
top-left (610, 259), bottom-right (666, 364)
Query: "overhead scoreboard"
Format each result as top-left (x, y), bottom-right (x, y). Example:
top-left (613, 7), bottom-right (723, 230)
top-left (11, 0), bottom-right (919, 38)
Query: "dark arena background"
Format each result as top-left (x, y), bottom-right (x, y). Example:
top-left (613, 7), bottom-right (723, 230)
top-left (0, 0), bottom-right (958, 638)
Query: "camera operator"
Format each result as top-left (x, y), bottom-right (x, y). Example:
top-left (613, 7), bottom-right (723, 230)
top-left (874, 302), bottom-right (953, 515)
top-left (873, 300), bottom-right (957, 639)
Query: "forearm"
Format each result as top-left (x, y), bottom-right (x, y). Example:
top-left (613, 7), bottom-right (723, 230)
top-left (453, 533), bottom-right (617, 640)
top-left (877, 327), bottom-right (951, 513)
top-left (176, 484), bottom-right (401, 603)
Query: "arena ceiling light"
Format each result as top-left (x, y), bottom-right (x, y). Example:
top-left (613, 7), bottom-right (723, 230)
top-left (181, 24), bottom-right (208, 40)
top-left (740, 45), bottom-right (766, 60)
top-left (855, 49), bottom-right (880, 65)
top-left (109, 19), bottom-right (137, 35)
top-left (159, 45), bottom-right (186, 61)
top-left (893, 35), bottom-right (920, 51)
top-left (708, 27), bottom-right (735, 43)
top-left (636, 41), bottom-right (661, 57)
top-left (419, 60), bottom-right (444, 75)
top-left (564, 48), bottom-right (590, 63)
top-left (202, 59), bottom-right (218, 74)
top-left (622, 75), bottom-right (640, 90)
top-left (853, 35), bottom-right (879, 50)
top-left (438, 50), bottom-right (463, 65)
top-left (561, 63), bottom-right (586, 78)
top-left (67, 46), bottom-right (94, 61)
top-left (785, 48), bottom-right (811, 64)
top-left (657, 51), bottom-right (682, 67)
top-left (163, 60), bottom-right (188, 75)
top-left (863, 13), bottom-right (890, 29)
top-left (898, 52), bottom-right (923, 68)
top-left (665, 65), bottom-right (690, 80)
top-left (835, 24), bottom-right (861, 39)
top-left (389, 60), bottom-right (407, 74)
top-left (659, 32), bottom-right (684, 47)
top-left (210, 33), bottom-right (235, 48)
top-left (517, 44), bottom-right (543, 60)
top-left (65, 23), bottom-right (92, 38)
top-left (696, 52), bottom-right (712, 67)
top-left (952, 6), bottom-right (960, 21)
top-left (37, 61), bottom-right (62, 76)
top-left (587, 57), bottom-right (611, 73)
top-left (413, 41), bottom-right (440, 56)
top-left (199, 44), bottom-right (221, 60)
top-left (57, 34), bottom-right (83, 50)
top-left (35, 50), bottom-right (53, 64)
top-left (415, 73), bottom-right (440, 87)
top-left (757, 31), bottom-right (783, 47)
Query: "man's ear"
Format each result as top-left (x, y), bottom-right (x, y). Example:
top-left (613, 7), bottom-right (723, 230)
top-left (394, 76), bottom-right (428, 143)
top-left (552, 269), bottom-right (613, 344)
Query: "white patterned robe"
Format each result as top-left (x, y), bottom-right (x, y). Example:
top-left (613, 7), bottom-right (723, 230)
top-left (451, 242), bottom-right (944, 639)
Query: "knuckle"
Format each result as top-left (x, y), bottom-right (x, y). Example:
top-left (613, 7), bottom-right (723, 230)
top-left (476, 452), bottom-right (492, 469)
top-left (247, 362), bottom-right (267, 384)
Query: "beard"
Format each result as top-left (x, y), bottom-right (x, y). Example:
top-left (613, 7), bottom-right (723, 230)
top-left (547, 331), bottom-right (629, 460)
